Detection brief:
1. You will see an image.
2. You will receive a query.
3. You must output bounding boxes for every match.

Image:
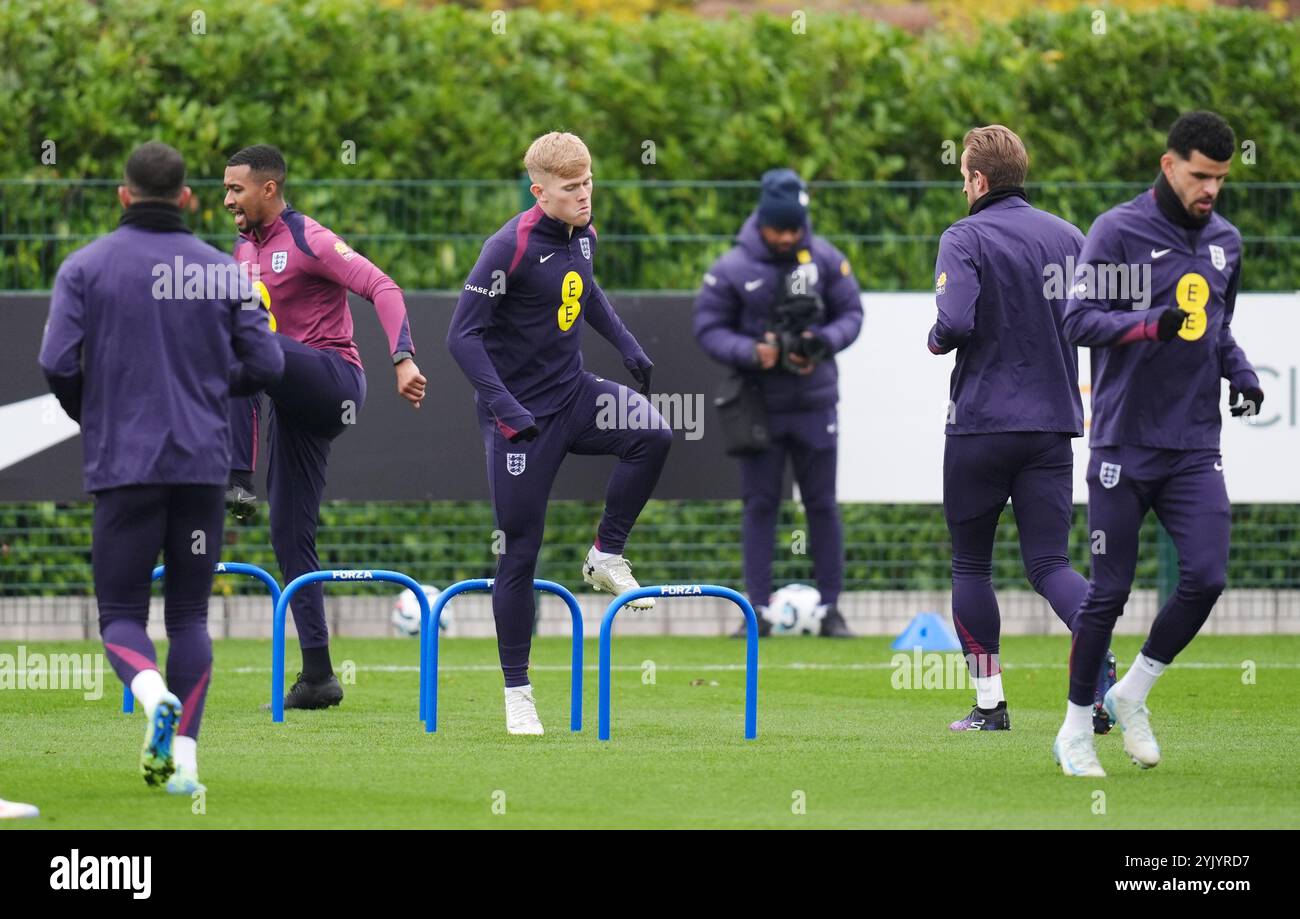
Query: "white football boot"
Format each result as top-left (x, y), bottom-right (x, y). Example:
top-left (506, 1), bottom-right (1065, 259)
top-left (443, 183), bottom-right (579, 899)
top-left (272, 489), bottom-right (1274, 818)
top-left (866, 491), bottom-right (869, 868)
top-left (504, 684), bottom-right (544, 736)
top-left (0, 798), bottom-right (39, 819)
top-left (1053, 731), bottom-right (1107, 778)
top-left (1104, 687), bottom-right (1161, 769)
top-left (583, 547), bottom-right (655, 609)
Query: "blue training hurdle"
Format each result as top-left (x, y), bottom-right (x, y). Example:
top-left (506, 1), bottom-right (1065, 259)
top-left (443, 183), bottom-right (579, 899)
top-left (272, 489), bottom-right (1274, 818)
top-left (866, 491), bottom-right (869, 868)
top-left (599, 584), bottom-right (759, 741)
top-left (271, 569), bottom-right (430, 723)
top-left (420, 578), bottom-right (584, 734)
top-left (122, 562), bottom-right (282, 714)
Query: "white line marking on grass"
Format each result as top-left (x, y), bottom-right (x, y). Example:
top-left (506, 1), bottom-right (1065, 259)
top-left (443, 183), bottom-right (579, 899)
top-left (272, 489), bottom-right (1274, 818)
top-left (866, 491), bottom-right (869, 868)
top-left (217, 661), bottom-right (1300, 674)
top-left (17, 662), bottom-right (1299, 679)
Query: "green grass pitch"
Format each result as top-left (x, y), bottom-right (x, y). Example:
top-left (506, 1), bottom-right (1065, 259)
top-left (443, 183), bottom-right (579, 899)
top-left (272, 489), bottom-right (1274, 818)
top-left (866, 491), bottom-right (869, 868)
top-left (2, 635), bottom-right (1297, 828)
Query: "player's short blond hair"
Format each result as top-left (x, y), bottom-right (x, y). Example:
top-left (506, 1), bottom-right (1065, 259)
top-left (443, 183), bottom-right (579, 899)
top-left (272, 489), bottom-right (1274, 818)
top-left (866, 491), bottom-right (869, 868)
top-left (963, 125), bottom-right (1029, 188)
top-left (524, 132), bottom-right (591, 182)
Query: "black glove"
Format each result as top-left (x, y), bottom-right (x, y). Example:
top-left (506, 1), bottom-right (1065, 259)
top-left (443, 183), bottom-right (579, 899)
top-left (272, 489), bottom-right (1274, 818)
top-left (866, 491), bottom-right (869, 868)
top-left (1155, 307), bottom-right (1190, 342)
top-left (624, 355), bottom-right (653, 397)
top-left (1229, 385), bottom-right (1264, 418)
top-left (509, 424), bottom-right (539, 443)
top-left (796, 331), bottom-right (832, 363)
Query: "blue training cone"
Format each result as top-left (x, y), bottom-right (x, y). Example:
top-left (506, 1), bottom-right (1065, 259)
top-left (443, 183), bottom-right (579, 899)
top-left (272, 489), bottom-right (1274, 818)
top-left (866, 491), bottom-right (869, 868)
top-left (891, 612), bottom-right (961, 652)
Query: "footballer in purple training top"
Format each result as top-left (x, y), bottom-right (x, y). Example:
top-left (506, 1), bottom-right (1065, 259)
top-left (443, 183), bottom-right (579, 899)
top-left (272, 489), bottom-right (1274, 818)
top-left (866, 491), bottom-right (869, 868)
top-left (222, 145), bottom-right (426, 711)
top-left (927, 125), bottom-right (1116, 736)
top-left (1053, 111), bottom-right (1262, 777)
top-left (40, 142), bottom-right (284, 794)
top-left (447, 132), bottom-right (671, 735)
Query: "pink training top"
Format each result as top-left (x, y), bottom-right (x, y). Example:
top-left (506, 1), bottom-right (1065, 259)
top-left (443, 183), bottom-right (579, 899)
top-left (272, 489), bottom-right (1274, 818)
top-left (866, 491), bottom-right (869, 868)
top-left (233, 205), bottom-right (414, 368)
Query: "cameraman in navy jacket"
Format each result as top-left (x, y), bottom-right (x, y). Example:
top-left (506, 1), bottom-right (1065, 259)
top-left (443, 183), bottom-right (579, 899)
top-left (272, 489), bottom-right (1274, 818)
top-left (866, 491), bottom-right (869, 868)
top-left (694, 169), bottom-right (863, 637)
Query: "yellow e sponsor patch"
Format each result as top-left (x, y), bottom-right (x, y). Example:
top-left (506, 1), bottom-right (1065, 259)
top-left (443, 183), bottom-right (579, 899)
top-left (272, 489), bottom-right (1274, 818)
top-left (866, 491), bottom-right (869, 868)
top-left (1175, 272), bottom-right (1210, 341)
top-left (558, 271), bottom-right (583, 331)
top-left (935, 271), bottom-right (947, 296)
top-left (253, 280), bottom-right (276, 332)
top-left (333, 240), bottom-right (357, 262)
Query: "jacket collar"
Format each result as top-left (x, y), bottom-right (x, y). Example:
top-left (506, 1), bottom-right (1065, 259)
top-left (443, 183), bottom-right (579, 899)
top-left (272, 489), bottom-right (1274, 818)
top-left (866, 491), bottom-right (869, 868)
top-left (240, 203), bottom-right (294, 244)
top-left (736, 210), bottom-right (815, 264)
top-left (526, 204), bottom-right (595, 242)
top-left (1151, 172), bottom-right (1212, 231)
top-left (968, 186), bottom-right (1029, 217)
top-left (119, 201), bottom-right (192, 233)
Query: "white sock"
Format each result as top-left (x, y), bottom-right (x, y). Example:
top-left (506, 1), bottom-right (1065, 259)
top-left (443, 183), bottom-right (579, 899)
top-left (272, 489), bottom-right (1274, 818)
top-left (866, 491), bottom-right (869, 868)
top-left (1113, 653), bottom-right (1166, 704)
top-left (505, 683), bottom-right (532, 697)
top-left (974, 673), bottom-right (1004, 710)
top-left (130, 669), bottom-right (167, 715)
top-left (589, 547), bottom-right (617, 562)
top-left (173, 736), bottom-right (197, 773)
top-left (1060, 701), bottom-right (1093, 738)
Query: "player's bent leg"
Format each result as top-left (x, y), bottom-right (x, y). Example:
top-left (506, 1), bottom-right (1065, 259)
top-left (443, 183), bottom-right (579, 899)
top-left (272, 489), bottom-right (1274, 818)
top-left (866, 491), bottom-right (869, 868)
top-left (1142, 449), bottom-right (1231, 668)
top-left (266, 407), bottom-right (343, 709)
top-left (484, 408), bottom-right (565, 732)
top-left (1103, 450), bottom-right (1228, 768)
top-left (161, 485), bottom-right (221, 788)
top-left (494, 529), bottom-right (544, 689)
top-left (1055, 448), bottom-right (1147, 772)
top-left (943, 433), bottom-right (1013, 718)
top-left (1066, 449), bottom-right (1145, 709)
top-left (226, 394), bottom-right (261, 522)
top-left (1011, 434), bottom-right (1090, 630)
top-left (570, 376), bottom-right (672, 610)
top-left (265, 336), bottom-right (367, 437)
top-left (92, 485), bottom-right (185, 786)
top-left (1010, 434), bottom-right (1117, 732)
top-left (1062, 584), bottom-right (1129, 752)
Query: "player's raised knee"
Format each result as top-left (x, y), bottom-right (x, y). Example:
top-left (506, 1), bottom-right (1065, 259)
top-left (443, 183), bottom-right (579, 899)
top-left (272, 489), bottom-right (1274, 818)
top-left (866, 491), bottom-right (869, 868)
top-left (640, 414), bottom-right (673, 454)
top-left (1180, 570), bottom-right (1226, 601)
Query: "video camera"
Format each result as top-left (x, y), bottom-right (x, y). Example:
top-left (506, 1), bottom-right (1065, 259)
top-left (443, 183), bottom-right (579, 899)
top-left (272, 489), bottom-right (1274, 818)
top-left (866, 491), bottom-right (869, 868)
top-left (771, 268), bottom-right (831, 373)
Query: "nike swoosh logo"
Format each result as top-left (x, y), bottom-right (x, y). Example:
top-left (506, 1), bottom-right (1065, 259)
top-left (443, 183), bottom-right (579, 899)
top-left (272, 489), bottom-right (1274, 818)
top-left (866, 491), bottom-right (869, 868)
top-left (0, 394), bottom-right (80, 471)
top-left (744, 279), bottom-right (763, 291)
top-left (1214, 461), bottom-right (1224, 471)
top-left (540, 253), bottom-right (554, 263)
top-left (1151, 248), bottom-right (1172, 259)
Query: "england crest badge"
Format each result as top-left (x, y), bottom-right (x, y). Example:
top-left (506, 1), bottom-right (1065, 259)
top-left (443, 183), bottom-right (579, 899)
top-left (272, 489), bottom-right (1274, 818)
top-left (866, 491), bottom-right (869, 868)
top-left (1099, 462), bottom-right (1122, 489)
top-left (506, 453), bottom-right (526, 476)
top-left (579, 237), bottom-right (591, 260)
top-left (1209, 244), bottom-right (1226, 272)
top-left (271, 250), bottom-right (288, 273)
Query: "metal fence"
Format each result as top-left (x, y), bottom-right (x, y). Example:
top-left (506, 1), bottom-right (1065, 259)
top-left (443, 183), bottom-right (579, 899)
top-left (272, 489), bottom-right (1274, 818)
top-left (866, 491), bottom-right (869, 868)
top-left (4, 179), bottom-right (1299, 292)
top-left (2, 501), bottom-right (1297, 623)
top-left (3, 500), bottom-right (1297, 595)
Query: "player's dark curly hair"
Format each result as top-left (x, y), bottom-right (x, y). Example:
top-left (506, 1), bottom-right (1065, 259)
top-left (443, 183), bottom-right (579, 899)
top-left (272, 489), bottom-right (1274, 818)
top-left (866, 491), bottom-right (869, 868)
top-left (1167, 111), bottom-right (1236, 163)
top-left (125, 142), bottom-right (186, 200)
top-left (227, 144), bottom-right (287, 188)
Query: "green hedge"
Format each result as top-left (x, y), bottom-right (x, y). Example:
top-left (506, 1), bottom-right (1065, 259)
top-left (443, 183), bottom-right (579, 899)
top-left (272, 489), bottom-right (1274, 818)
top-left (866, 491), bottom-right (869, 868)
top-left (2, 500), bottom-right (1296, 596)
top-left (8, 3), bottom-right (1296, 182)
top-left (3, 3), bottom-right (1298, 290)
